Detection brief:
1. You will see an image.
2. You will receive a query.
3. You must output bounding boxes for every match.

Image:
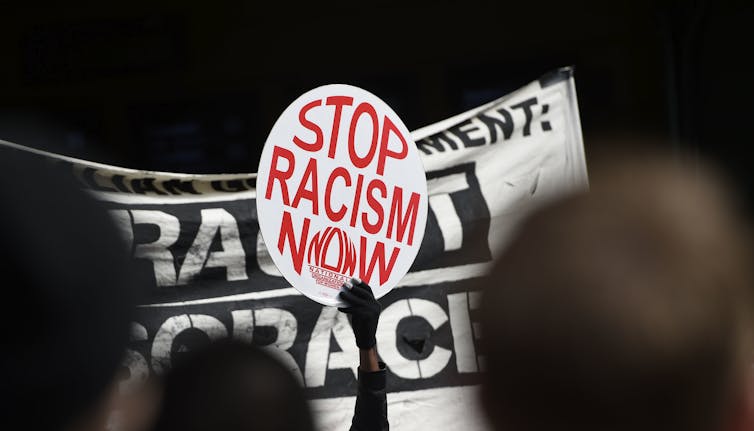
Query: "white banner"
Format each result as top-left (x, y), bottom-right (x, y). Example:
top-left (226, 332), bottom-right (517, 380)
top-left (0, 67), bottom-right (586, 431)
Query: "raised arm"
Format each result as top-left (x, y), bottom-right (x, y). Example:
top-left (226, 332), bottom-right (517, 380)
top-left (339, 278), bottom-right (389, 431)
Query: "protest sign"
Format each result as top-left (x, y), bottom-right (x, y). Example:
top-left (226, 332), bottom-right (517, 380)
top-left (256, 85), bottom-right (428, 306)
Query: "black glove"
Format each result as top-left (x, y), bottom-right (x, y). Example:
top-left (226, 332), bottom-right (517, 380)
top-left (339, 278), bottom-right (381, 349)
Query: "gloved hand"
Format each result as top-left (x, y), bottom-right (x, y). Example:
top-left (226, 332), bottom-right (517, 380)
top-left (339, 278), bottom-right (381, 349)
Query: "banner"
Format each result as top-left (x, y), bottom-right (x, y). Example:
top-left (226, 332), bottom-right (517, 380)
top-left (0, 67), bottom-right (587, 431)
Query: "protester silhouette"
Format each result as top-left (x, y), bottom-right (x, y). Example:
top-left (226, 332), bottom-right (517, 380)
top-left (152, 339), bottom-right (315, 431)
top-left (477, 153), bottom-right (754, 431)
top-left (0, 148), bottom-right (141, 430)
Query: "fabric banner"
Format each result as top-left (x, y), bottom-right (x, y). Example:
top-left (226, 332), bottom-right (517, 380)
top-left (0, 67), bottom-right (587, 430)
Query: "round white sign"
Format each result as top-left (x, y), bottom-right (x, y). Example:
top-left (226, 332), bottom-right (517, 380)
top-left (256, 85), bottom-right (428, 306)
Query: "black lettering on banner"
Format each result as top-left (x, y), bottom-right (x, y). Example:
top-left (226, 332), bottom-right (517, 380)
top-left (211, 179), bottom-right (253, 192)
top-left (128, 280), bottom-right (485, 399)
top-left (81, 169), bottom-right (201, 195)
top-left (448, 120), bottom-right (485, 148)
top-left (477, 109), bottom-right (513, 142)
top-left (417, 94), bottom-right (554, 155)
top-left (81, 167), bottom-right (118, 192)
top-left (510, 97), bottom-right (537, 137)
top-left (112, 175), bottom-right (131, 192)
top-left (540, 104), bottom-right (552, 131)
top-left (416, 132), bottom-right (459, 155)
top-left (162, 179), bottom-right (199, 195)
top-left (131, 178), bottom-right (168, 195)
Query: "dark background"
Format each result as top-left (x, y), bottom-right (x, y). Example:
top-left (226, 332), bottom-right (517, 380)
top-left (0, 1), bottom-right (752, 208)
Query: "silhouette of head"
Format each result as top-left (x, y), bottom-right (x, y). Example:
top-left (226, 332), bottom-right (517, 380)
top-left (0, 148), bottom-right (139, 429)
top-left (479, 153), bottom-right (754, 431)
top-left (153, 339), bottom-right (315, 431)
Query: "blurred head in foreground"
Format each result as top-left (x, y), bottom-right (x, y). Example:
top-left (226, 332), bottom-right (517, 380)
top-left (0, 148), bottom-right (139, 429)
top-left (153, 339), bottom-right (315, 431)
top-left (479, 153), bottom-right (754, 431)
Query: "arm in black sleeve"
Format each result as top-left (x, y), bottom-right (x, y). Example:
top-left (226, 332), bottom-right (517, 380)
top-left (350, 363), bottom-right (389, 431)
top-left (339, 279), bottom-right (389, 431)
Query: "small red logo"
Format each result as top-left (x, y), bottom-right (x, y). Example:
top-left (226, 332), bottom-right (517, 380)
top-left (306, 226), bottom-right (357, 289)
